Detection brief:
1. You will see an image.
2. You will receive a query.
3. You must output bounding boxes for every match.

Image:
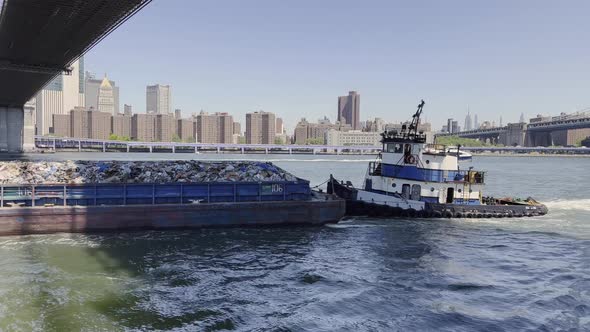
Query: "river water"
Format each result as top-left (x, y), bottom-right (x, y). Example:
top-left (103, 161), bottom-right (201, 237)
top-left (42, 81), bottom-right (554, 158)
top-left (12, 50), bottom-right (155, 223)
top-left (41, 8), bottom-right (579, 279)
top-left (0, 153), bottom-right (588, 331)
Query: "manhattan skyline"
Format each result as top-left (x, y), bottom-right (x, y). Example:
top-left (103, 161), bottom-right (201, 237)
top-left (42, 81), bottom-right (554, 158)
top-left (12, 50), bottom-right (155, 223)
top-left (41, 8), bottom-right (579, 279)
top-left (84, 0), bottom-right (590, 131)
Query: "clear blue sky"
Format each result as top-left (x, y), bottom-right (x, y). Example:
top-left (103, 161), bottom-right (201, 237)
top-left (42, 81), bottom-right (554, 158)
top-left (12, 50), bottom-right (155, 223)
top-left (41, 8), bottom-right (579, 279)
top-left (85, 0), bottom-right (590, 131)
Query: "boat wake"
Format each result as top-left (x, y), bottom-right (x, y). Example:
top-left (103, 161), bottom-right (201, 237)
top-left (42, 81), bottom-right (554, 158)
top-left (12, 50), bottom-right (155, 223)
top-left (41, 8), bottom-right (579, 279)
top-left (544, 199), bottom-right (590, 211)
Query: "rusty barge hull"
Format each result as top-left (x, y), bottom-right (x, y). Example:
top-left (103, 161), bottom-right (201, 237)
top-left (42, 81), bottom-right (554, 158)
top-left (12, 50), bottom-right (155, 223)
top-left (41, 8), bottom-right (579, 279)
top-left (0, 199), bottom-right (345, 236)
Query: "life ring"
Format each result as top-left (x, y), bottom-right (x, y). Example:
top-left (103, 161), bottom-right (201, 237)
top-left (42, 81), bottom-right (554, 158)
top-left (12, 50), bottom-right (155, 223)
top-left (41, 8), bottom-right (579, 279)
top-left (404, 154), bottom-right (416, 164)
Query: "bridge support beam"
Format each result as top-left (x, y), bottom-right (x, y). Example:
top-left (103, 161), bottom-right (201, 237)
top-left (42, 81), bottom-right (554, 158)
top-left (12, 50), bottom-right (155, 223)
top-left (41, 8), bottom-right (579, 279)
top-left (0, 106), bottom-right (27, 152)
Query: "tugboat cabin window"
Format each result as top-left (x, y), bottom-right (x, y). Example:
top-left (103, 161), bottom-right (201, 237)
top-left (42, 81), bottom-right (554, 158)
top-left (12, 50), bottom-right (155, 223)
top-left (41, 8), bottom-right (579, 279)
top-left (387, 143), bottom-right (403, 153)
top-left (402, 184), bottom-right (411, 199)
top-left (411, 185), bottom-right (421, 200)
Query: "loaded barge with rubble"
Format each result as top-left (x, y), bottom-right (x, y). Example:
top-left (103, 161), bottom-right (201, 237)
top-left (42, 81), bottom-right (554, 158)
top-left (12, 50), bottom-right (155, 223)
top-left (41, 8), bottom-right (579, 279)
top-left (0, 160), bottom-right (344, 236)
top-left (328, 100), bottom-right (548, 219)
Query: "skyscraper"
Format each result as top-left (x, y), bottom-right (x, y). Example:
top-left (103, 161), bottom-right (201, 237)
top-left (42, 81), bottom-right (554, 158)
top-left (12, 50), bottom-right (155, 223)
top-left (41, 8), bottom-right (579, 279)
top-left (85, 73), bottom-right (119, 114)
top-left (246, 111), bottom-right (276, 144)
top-left (123, 104), bottom-right (133, 116)
top-left (337, 91), bottom-right (360, 130)
top-left (146, 84), bottom-right (171, 114)
top-left (519, 113), bottom-right (525, 123)
top-left (194, 111), bottom-right (234, 143)
top-left (447, 118), bottom-right (453, 133)
top-left (276, 117), bottom-right (284, 134)
top-left (35, 57), bottom-right (85, 135)
top-left (97, 76), bottom-right (115, 115)
top-left (464, 110), bottom-right (472, 131)
top-left (474, 114), bottom-right (479, 129)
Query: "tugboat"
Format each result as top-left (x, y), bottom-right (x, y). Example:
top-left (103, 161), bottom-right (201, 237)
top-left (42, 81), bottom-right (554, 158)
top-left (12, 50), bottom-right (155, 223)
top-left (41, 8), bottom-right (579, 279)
top-left (327, 100), bottom-right (548, 219)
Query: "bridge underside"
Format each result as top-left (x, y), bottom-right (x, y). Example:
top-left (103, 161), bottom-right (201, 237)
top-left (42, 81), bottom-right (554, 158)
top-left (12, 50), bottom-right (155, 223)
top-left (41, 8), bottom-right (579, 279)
top-left (526, 128), bottom-right (590, 147)
top-left (0, 0), bottom-right (151, 152)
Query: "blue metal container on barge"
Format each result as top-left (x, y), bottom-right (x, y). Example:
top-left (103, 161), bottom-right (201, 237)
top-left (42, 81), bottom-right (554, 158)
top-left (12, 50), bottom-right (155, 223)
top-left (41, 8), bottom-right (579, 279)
top-left (0, 179), bottom-right (345, 236)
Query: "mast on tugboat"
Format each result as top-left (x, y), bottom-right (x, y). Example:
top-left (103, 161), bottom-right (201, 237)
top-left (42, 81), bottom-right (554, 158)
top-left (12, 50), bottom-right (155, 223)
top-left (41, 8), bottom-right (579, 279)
top-left (407, 99), bottom-right (425, 138)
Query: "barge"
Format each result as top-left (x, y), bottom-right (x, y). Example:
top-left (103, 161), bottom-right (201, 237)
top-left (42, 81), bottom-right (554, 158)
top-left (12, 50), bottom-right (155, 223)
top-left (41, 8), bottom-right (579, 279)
top-left (328, 100), bottom-right (548, 219)
top-left (0, 161), bottom-right (345, 235)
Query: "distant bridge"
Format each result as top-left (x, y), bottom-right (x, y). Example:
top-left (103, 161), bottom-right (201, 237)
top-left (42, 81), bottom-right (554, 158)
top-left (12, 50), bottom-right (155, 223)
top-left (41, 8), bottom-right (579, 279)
top-left (461, 146), bottom-right (590, 155)
top-left (435, 115), bottom-right (590, 147)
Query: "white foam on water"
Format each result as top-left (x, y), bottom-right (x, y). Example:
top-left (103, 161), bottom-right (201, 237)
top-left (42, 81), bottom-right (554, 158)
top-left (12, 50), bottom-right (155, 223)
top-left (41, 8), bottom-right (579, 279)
top-left (544, 199), bottom-right (590, 211)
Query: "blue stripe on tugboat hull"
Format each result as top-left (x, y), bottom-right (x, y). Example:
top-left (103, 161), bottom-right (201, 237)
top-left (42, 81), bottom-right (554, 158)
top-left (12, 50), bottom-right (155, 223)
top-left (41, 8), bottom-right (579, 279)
top-left (381, 164), bottom-right (469, 183)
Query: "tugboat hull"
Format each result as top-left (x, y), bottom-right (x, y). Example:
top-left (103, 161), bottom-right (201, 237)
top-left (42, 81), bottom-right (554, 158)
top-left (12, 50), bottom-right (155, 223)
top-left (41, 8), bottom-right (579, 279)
top-left (328, 177), bottom-right (548, 219)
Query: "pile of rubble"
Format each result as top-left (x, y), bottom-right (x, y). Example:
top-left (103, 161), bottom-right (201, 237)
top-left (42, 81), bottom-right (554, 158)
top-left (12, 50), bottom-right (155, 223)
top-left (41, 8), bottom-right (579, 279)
top-left (0, 160), bottom-right (299, 184)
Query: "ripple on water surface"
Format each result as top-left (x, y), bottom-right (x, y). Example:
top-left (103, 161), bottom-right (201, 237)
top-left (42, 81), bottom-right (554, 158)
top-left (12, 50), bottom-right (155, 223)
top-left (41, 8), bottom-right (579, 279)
top-left (0, 156), bottom-right (588, 331)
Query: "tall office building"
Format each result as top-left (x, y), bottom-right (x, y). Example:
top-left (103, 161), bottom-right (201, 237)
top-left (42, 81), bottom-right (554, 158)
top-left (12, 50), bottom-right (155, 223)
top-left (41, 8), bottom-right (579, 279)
top-left (174, 109), bottom-right (182, 118)
top-left (89, 111), bottom-right (112, 140)
top-left (447, 118), bottom-right (454, 133)
top-left (123, 104), bottom-right (133, 116)
top-left (337, 91), bottom-right (360, 130)
top-left (131, 113), bottom-right (157, 141)
top-left (112, 114), bottom-right (132, 138)
top-left (35, 57), bottom-right (85, 135)
top-left (194, 111), bottom-right (234, 143)
top-left (233, 122), bottom-right (241, 135)
top-left (66, 107), bottom-right (111, 139)
top-left (177, 119), bottom-right (194, 141)
top-left (217, 113), bottom-right (234, 144)
top-left (155, 114), bottom-right (175, 142)
top-left (97, 76), bottom-right (116, 115)
top-left (293, 117), bottom-right (352, 144)
top-left (146, 84), bottom-right (171, 114)
top-left (70, 107), bottom-right (90, 138)
top-left (52, 114), bottom-right (71, 137)
top-left (246, 111), bottom-right (275, 144)
top-left (474, 114), bottom-right (479, 129)
top-left (451, 121), bottom-right (460, 134)
top-left (85, 73), bottom-right (119, 114)
top-left (464, 111), bottom-right (472, 131)
top-left (195, 111), bottom-right (218, 143)
top-left (276, 117), bottom-right (284, 134)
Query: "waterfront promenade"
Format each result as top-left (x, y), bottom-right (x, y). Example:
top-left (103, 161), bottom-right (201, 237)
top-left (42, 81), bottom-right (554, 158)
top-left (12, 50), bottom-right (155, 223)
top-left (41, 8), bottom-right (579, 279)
top-left (35, 136), bottom-right (590, 155)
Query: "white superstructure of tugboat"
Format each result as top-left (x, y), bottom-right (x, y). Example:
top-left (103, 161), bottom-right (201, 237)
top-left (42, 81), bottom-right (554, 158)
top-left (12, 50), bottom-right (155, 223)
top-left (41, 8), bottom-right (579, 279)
top-left (328, 100), bottom-right (548, 218)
